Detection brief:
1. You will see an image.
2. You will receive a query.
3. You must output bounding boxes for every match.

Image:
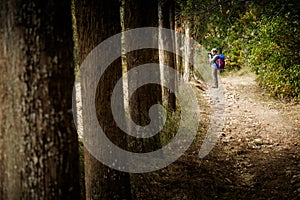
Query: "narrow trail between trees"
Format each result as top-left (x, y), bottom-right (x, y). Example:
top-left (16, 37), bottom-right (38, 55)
top-left (135, 73), bottom-right (300, 200)
top-left (76, 73), bottom-right (300, 199)
top-left (211, 74), bottom-right (300, 199)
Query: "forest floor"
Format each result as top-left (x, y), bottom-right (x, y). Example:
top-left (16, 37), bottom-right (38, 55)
top-left (131, 72), bottom-right (300, 200)
top-left (75, 71), bottom-right (300, 199)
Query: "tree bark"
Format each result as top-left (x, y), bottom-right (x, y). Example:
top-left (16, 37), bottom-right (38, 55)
top-left (159, 0), bottom-right (177, 111)
top-left (183, 23), bottom-right (193, 82)
top-left (175, 23), bottom-right (183, 76)
top-left (123, 0), bottom-right (162, 153)
top-left (74, 0), bottom-right (132, 199)
top-left (0, 0), bottom-right (80, 199)
top-left (123, 1), bottom-right (163, 198)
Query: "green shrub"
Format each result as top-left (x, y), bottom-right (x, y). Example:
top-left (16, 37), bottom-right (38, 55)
top-left (248, 14), bottom-right (300, 99)
top-left (225, 11), bottom-right (258, 71)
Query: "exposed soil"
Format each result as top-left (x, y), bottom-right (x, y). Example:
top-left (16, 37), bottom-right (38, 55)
top-left (75, 73), bottom-right (300, 199)
top-left (131, 73), bottom-right (300, 200)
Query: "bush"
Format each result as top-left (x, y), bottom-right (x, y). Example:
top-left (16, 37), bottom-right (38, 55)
top-left (248, 14), bottom-right (300, 99)
top-left (225, 11), bottom-right (258, 70)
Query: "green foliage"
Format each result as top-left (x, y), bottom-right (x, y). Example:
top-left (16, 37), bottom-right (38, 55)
top-left (176, 0), bottom-right (251, 69)
top-left (195, 0), bottom-right (247, 51)
top-left (225, 10), bottom-right (258, 70)
top-left (159, 105), bottom-right (183, 146)
top-left (248, 13), bottom-right (300, 99)
top-left (176, 0), bottom-right (300, 99)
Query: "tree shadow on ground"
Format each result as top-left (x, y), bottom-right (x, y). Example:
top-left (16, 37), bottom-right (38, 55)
top-left (131, 135), bottom-right (300, 200)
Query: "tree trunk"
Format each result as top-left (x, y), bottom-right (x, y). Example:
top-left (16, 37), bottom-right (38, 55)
top-left (183, 23), bottom-right (193, 82)
top-left (123, 1), bottom-right (163, 198)
top-left (74, 0), bottom-right (132, 199)
top-left (0, 0), bottom-right (80, 199)
top-left (158, 0), bottom-right (176, 111)
top-left (123, 0), bottom-right (162, 153)
top-left (175, 23), bottom-right (183, 76)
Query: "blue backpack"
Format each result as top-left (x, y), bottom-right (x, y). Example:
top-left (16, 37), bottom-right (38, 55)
top-left (218, 54), bottom-right (225, 70)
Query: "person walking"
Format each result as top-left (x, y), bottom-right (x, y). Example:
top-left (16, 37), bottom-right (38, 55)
top-left (209, 48), bottom-right (219, 88)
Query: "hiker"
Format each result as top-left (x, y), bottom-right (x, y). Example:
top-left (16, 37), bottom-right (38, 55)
top-left (208, 48), bottom-right (219, 88)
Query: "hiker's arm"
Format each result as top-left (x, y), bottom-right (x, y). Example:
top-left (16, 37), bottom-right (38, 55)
top-left (210, 55), bottom-right (219, 63)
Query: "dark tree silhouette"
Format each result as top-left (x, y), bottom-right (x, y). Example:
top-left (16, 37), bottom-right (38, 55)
top-left (159, 0), bottom-right (177, 111)
top-left (0, 0), bottom-right (80, 199)
top-left (123, 0), bottom-right (163, 153)
top-left (74, 0), bottom-right (132, 199)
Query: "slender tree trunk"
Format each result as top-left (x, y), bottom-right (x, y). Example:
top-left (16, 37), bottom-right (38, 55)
top-left (158, 0), bottom-right (176, 111)
top-left (123, 0), bottom-right (162, 153)
top-left (0, 0), bottom-right (80, 199)
top-left (183, 23), bottom-right (193, 82)
top-left (189, 39), bottom-right (195, 81)
top-left (175, 23), bottom-right (183, 76)
top-left (74, 0), bottom-right (132, 199)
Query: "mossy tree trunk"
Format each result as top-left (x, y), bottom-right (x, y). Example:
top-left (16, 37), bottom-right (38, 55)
top-left (0, 0), bottom-right (80, 199)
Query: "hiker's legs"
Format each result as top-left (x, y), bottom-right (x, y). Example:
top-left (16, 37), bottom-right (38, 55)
top-left (212, 67), bottom-right (218, 88)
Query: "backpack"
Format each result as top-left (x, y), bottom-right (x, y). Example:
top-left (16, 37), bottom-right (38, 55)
top-left (217, 54), bottom-right (225, 70)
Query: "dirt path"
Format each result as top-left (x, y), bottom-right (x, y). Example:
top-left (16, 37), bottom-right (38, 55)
top-left (133, 73), bottom-right (300, 199)
top-left (75, 73), bottom-right (300, 199)
top-left (215, 74), bottom-right (300, 199)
